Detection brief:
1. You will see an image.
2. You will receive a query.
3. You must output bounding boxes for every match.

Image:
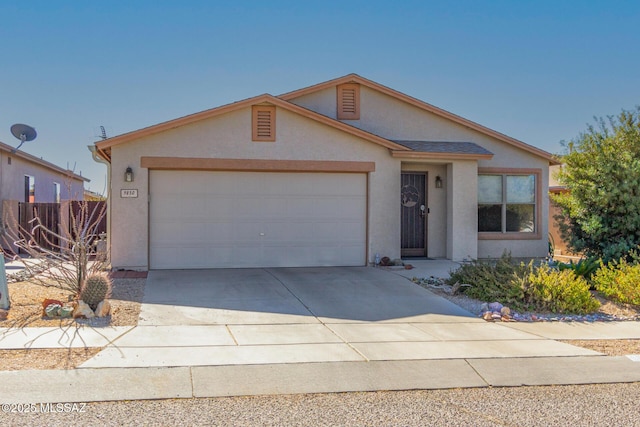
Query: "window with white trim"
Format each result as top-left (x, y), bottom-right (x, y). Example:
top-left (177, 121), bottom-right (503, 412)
top-left (53, 182), bottom-right (60, 203)
top-left (478, 173), bottom-right (536, 233)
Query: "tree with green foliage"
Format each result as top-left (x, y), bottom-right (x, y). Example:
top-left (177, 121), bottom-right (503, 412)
top-left (553, 107), bottom-right (640, 262)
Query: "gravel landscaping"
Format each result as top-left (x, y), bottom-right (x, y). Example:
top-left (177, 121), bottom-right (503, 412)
top-left (0, 278), bottom-right (143, 370)
top-left (1, 383), bottom-right (640, 426)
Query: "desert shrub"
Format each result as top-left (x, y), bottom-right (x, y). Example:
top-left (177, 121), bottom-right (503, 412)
top-left (448, 252), bottom-right (600, 313)
top-left (592, 258), bottom-right (640, 306)
top-left (528, 265), bottom-right (600, 314)
top-left (557, 257), bottom-right (600, 280)
top-left (447, 252), bottom-right (531, 309)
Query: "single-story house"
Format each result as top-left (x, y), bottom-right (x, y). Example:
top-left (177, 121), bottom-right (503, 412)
top-left (94, 74), bottom-right (558, 270)
top-left (0, 140), bottom-right (88, 253)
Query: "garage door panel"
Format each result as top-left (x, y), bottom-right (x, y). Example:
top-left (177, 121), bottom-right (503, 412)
top-left (150, 171), bottom-right (367, 269)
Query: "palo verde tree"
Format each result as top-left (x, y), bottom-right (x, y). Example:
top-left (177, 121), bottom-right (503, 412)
top-left (553, 107), bottom-right (640, 263)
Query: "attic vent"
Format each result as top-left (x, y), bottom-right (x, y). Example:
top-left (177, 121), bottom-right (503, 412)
top-left (252, 105), bottom-right (276, 141)
top-left (337, 83), bottom-right (360, 120)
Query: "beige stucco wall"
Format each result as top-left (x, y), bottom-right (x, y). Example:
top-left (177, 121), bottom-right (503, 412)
top-left (0, 150), bottom-right (85, 202)
top-left (290, 85), bottom-right (550, 260)
top-left (0, 150), bottom-right (85, 253)
top-left (109, 107), bottom-right (401, 270)
top-left (109, 81), bottom-right (553, 268)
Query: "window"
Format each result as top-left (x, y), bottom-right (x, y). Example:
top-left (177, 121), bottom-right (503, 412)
top-left (24, 175), bottom-right (35, 203)
top-left (252, 105), bottom-right (276, 141)
top-left (337, 83), bottom-right (360, 120)
top-left (478, 170), bottom-right (539, 235)
top-left (53, 182), bottom-right (60, 203)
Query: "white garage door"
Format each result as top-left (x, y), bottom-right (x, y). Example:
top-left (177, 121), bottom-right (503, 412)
top-left (149, 170), bottom-right (367, 269)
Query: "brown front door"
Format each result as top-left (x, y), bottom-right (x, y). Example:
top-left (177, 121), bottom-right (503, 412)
top-left (401, 172), bottom-right (427, 257)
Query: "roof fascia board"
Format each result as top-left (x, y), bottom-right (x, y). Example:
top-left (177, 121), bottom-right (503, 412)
top-left (0, 141), bottom-right (89, 182)
top-left (278, 74), bottom-right (361, 100)
top-left (95, 93), bottom-right (410, 153)
top-left (268, 97), bottom-right (409, 151)
top-left (95, 94), bottom-right (274, 150)
top-left (280, 74), bottom-right (559, 165)
top-left (391, 150), bottom-right (494, 161)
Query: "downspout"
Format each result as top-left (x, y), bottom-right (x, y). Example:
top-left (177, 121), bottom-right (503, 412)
top-left (88, 145), bottom-right (111, 266)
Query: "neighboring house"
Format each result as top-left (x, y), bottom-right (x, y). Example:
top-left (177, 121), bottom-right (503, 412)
top-left (0, 140), bottom-right (87, 252)
top-left (548, 164), bottom-right (582, 261)
top-left (94, 74), bottom-right (559, 270)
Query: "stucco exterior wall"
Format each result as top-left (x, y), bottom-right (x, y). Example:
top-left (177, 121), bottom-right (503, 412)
top-left (0, 151), bottom-right (85, 202)
top-left (446, 161), bottom-right (479, 260)
top-left (109, 106), bottom-right (400, 270)
top-left (289, 84), bottom-right (550, 260)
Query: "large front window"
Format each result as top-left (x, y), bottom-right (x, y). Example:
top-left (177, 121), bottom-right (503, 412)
top-left (478, 173), bottom-right (536, 233)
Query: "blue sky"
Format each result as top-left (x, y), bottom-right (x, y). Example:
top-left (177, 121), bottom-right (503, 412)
top-left (1, 1), bottom-right (639, 193)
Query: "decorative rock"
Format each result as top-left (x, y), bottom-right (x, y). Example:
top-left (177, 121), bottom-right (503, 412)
top-left (488, 302), bottom-right (503, 312)
top-left (0, 309), bottom-right (8, 320)
top-left (379, 257), bottom-right (391, 266)
top-left (59, 305), bottom-right (74, 318)
top-left (42, 299), bottom-right (63, 316)
top-left (73, 300), bottom-right (95, 319)
top-left (94, 300), bottom-right (111, 317)
top-left (500, 306), bottom-right (511, 316)
top-left (45, 304), bottom-right (61, 318)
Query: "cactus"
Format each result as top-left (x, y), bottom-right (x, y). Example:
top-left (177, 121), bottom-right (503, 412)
top-left (79, 272), bottom-right (112, 310)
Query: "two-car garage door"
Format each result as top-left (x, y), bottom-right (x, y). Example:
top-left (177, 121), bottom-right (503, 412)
top-left (149, 170), bottom-right (367, 269)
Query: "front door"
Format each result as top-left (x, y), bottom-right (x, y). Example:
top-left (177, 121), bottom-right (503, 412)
top-left (401, 172), bottom-right (427, 257)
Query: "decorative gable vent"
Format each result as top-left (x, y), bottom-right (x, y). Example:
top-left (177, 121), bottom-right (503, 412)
top-left (252, 105), bottom-right (276, 141)
top-left (337, 83), bottom-right (360, 120)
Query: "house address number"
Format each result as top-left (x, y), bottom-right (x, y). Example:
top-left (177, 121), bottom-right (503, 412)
top-left (120, 189), bottom-right (138, 198)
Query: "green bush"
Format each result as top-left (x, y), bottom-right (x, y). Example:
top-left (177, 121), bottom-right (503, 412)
top-left (592, 258), bottom-right (640, 306)
top-left (557, 257), bottom-right (600, 281)
top-left (528, 265), bottom-right (600, 314)
top-left (448, 252), bottom-right (600, 313)
top-left (446, 253), bottom-right (530, 308)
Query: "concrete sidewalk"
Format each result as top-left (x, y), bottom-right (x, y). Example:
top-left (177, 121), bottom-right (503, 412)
top-left (2, 264), bottom-right (640, 404)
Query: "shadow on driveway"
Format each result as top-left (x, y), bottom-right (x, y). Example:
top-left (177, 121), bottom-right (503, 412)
top-left (139, 267), bottom-right (475, 326)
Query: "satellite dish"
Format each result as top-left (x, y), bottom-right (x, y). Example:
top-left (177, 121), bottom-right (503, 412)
top-left (10, 123), bottom-right (37, 152)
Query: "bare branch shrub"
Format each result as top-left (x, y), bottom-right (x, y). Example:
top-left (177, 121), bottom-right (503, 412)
top-left (2, 200), bottom-right (108, 298)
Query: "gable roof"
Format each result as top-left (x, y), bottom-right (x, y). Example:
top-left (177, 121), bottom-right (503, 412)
top-left (279, 73), bottom-right (559, 165)
top-left (0, 141), bottom-right (89, 182)
top-left (94, 93), bottom-right (411, 161)
top-left (94, 74), bottom-right (558, 165)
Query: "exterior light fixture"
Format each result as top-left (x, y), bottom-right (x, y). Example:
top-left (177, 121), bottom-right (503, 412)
top-left (435, 175), bottom-right (443, 189)
top-left (125, 167), bottom-right (134, 182)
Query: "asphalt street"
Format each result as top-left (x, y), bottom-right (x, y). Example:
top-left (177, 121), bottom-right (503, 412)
top-left (1, 383), bottom-right (638, 426)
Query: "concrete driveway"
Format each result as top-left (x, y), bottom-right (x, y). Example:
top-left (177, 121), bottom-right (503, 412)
top-left (80, 266), bottom-right (599, 368)
top-left (138, 267), bottom-right (475, 325)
